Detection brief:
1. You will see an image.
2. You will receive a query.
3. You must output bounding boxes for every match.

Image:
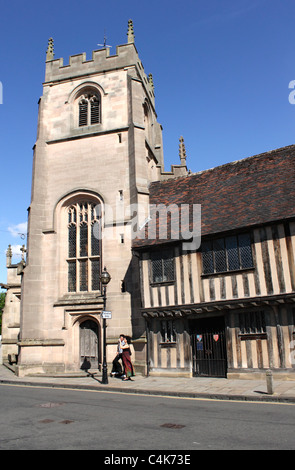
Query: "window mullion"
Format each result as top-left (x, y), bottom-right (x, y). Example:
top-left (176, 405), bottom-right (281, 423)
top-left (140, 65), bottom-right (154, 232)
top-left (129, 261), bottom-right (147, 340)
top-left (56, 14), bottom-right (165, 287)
top-left (87, 203), bottom-right (92, 290)
top-left (76, 259), bottom-right (80, 292)
top-left (88, 259), bottom-right (91, 292)
top-left (76, 204), bottom-right (80, 260)
top-left (77, 204), bottom-right (81, 292)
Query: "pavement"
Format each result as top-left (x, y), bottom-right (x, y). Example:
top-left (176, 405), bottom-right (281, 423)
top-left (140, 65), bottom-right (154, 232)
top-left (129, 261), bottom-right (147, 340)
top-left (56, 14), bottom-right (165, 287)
top-left (0, 364), bottom-right (295, 403)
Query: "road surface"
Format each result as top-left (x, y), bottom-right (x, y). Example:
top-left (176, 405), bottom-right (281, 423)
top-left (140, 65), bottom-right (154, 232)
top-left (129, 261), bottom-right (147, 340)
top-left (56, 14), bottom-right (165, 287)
top-left (0, 383), bottom-right (294, 451)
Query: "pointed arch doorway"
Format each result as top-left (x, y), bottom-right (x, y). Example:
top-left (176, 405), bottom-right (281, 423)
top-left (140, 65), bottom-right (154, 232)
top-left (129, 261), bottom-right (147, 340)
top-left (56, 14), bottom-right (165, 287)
top-left (80, 319), bottom-right (100, 370)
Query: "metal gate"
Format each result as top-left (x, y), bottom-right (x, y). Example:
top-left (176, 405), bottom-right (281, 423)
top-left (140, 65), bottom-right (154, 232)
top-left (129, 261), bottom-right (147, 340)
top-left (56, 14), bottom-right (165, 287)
top-left (80, 320), bottom-right (99, 370)
top-left (191, 317), bottom-right (227, 378)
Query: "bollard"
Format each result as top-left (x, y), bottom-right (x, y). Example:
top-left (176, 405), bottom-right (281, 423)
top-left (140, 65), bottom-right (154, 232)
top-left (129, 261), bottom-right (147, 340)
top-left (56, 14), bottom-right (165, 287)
top-left (266, 369), bottom-right (274, 395)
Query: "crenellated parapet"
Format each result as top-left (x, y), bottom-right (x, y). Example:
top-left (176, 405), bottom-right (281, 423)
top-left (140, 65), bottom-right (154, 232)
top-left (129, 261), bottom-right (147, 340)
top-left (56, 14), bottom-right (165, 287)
top-left (45, 44), bottom-right (136, 82)
top-left (44, 30), bottom-right (155, 104)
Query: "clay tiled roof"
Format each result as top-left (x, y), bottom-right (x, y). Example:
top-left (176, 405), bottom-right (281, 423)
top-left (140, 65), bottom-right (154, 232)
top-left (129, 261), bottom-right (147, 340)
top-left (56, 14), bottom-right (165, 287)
top-left (133, 145), bottom-right (295, 249)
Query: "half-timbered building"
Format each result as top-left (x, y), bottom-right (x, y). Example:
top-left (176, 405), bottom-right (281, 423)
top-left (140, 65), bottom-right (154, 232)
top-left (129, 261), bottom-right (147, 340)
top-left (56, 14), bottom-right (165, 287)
top-left (133, 145), bottom-right (295, 378)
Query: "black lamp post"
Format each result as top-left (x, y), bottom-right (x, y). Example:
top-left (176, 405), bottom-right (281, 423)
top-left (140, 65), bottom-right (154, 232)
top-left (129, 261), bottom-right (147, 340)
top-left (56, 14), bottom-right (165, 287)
top-left (100, 266), bottom-right (111, 384)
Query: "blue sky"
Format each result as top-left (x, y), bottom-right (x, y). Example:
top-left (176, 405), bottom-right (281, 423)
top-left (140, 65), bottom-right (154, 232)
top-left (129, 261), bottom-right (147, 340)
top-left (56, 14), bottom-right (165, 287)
top-left (0, 0), bottom-right (295, 286)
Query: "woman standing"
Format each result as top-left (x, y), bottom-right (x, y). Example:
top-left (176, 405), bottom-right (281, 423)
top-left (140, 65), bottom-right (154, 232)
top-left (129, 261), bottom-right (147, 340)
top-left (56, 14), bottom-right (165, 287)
top-left (120, 335), bottom-right (135, 381)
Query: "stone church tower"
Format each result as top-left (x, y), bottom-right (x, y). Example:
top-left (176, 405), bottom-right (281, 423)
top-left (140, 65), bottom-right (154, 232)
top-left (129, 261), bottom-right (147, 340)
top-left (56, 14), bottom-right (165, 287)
top-left (16, 21), bottom-right (176, 376)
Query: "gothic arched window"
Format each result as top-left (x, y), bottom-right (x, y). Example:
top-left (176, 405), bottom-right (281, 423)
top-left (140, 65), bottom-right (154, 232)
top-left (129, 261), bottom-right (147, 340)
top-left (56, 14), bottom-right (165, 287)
top-left (78, 98), bottom-right (88, 127)
top-left (78, 92), bottom-right (101, 127)
top-left (67, 202), bottom-right (101, 292)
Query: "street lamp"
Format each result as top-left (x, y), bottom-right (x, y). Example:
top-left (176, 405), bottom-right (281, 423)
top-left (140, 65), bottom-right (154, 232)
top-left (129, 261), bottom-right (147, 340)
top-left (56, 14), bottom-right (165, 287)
top-left (100, 266), bottom-right (111, 384)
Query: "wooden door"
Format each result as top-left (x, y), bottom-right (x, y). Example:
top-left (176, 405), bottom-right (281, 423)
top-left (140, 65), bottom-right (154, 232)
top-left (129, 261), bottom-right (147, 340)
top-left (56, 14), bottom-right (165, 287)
top-left (80, 320), bottom-right (99, 370)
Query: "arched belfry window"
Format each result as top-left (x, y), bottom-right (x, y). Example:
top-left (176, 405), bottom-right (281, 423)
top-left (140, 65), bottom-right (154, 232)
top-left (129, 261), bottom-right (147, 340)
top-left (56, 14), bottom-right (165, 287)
top-left (78, 98), bottom-right (88, 127)
top-left (78, 92), bottom-right (101, 127)
top-left (90, 95), bottom-right (100, 124)
top-left (67, 202), bottom-right (101, 292)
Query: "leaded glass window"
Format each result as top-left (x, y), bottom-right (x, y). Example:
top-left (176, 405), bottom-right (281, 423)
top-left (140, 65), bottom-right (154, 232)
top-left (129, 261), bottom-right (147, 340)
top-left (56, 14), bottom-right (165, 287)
top-left (68, 225), bottom-right (76, 258)
top-left (213, 238), bottom-right (227, 273)
top-left (202, 241), bottom-right (214, 275)
top-left (68, 262), bottom-right (76, 293)
top-left (202, 233), bottom-right (254, 275)
top-left (238, 234), bottom-right (253, 269)
top-left (91, 221), bottom-right (100, 256)
top-left (80, 223), bottom-right (88, 257)
top-left (67, 202), bottom-right (101, 292)
top-left (79, 260), bottom-right (88, 291)
top-left (161, 320), bottom-right (176, 343)
top-left (226, 236), bottom-right (240, 271)
top-left (91, 259), bottom-right (100, 291)
top-left (151, 250), bottom-right (175, 283)
top-left (239, 311), bottom-right (266, 335)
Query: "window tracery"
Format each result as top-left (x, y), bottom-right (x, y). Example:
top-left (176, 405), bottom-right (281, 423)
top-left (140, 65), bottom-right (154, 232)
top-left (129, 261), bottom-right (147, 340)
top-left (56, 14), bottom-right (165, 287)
top-left (67, 202), bottom-right (101, 292)
top-left (78, 93), bottom-right (101, 127)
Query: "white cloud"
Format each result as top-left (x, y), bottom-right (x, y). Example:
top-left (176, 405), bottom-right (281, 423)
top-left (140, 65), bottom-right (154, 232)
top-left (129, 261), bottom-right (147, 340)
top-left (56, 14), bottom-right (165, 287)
top-left (7, 222), bottom-right (27, 239)
top-left (10, 245), bottom-right (23, 257)
top-left (2, 244), bottom-right (24, 262)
